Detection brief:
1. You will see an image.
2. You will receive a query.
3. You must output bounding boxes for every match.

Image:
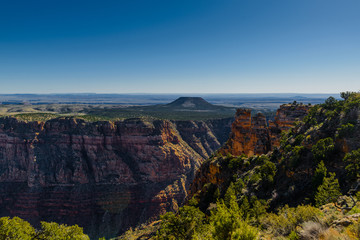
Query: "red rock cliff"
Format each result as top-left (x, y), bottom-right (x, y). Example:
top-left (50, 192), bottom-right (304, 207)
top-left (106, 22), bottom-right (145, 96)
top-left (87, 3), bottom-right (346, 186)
top-left (0, 117), bottom-right (232, 239)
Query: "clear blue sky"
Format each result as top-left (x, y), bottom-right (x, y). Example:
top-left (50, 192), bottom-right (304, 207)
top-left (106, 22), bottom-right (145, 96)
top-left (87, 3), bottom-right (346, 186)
top-left (0, 0), bottom-right (359, 93)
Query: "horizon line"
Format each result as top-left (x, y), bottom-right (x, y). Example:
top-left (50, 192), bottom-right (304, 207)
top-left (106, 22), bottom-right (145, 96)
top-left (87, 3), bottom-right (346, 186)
top-left (0, 92), bottom-right (341, 95)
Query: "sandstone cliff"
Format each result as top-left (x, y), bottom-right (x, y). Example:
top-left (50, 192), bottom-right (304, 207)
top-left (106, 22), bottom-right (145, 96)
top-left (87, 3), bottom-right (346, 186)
top-left (220, 104), bottom-right (310, 156)
top-left (0, 116), bottom-right (232, 239)
top-left (269, 103), bottom-right (311, 147)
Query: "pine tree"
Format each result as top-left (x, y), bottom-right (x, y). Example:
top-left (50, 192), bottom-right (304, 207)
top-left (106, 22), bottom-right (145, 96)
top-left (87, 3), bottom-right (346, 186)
top-left (315, 172), bottom-right (341, 207)
top-left (343, 149), bottom-right (360, 180)
top-left (224, 182), bottom-right (237, 209)
top-left (312, 160), bottom-right (327, 190)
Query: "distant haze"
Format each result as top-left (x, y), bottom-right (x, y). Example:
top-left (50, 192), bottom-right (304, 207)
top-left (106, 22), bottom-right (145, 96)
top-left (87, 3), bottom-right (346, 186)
top-left (0, 93), bottom-right (338, 107)
top-left (0, 1), bottom-right (359, 93)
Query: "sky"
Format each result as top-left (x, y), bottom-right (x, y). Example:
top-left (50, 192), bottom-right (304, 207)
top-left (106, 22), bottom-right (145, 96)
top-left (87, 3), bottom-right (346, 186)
top-left (0, 0), bottom-right (359, 94)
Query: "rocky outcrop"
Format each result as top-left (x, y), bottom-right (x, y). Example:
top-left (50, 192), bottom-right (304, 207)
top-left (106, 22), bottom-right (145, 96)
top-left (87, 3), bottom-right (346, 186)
top-left (220, 104), bottom-right (310, 156)
top-left (189, 104), bottom-right (310, 203)
top-left (0, 116), bottom-right (232, 239)
top-left (269, 104), bottom-right (311, 147)
top-left (331, 213), bottom-right (360, 227)
top-left (219, 109), bottom-right (270, 156)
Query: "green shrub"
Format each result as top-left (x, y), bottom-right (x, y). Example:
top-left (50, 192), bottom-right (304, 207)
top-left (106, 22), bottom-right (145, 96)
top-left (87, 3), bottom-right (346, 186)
top-left (210, 201), bottom-right (240, 240)
top-left (234, 178), bottom-right (245, 194)
top-left (322, 96), bottom-right (338, 110)
top-left (343, 149), bottom-right (360, 180)
top-left (260, 205), bottom-right (321, 237)
top-left (348, 220), bottom-right (360, 238)
top-left (0, 217), bottom-right (35, 240)
top-left (249, 173), bottom-right (261, 185)
top-left (231, 222), bottom-right (259, 240)
top-left (284, 144), bottom-right (292, 153)
top-left (336, 123), bottom-right (355, 138)
top-left (0, 217), bottom-right (89, 240)
top-left (312, 161), bottom-right (327, 190)
top-left (294, 134), bottom-right (304, 146)
top-left (341, 91), bottom-right (356, 100)
top-left (248, 197), bottom-right (268, 223)
top-left (288, 230), bottom-right (299, 240)
top-left (155, 205), bottom-right (206, 240)
top-left (314, 172), bottom-right (341, 207)
top-left (288, 146), bottom-right (304, 168)
top-left (213, 188), bottom-right (221, 201)
top-left (210, 200), bottom-right (254, 240)
top-left (251, 155), bottom-right (270, 166)
top-left (347, 205), bottom-right (360, 215)
top-left (239, 197), bottom-right (250, 219)
top-left (258, 160), bottom-right (277, 185)
top-left (36, 222), bottom-right (90, 240)
top-left (224, 182), bottom-right (237, 208)
top-left (228, 156), bottom-right (246, 170)
top-left (342, 93), bottom-right (360, 116)
top-left (303, 106), bottom-right (319, 126)
top-left (356, 192), bottom-right (360, 201)
top-left (188, 197), bottom-right (199, 207)
top-left (311, 138), bottom-right (334, 162)
top-left (280, 131), bottom-right (291, 148)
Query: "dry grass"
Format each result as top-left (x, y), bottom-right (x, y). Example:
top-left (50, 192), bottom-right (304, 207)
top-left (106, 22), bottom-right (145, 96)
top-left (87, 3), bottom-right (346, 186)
top-left (299, 221), bottom-right (326, 240)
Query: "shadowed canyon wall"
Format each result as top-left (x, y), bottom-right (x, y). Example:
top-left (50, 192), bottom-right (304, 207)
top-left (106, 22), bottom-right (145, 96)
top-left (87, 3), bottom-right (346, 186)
top-left (0, 117), bottom-right (233, 238)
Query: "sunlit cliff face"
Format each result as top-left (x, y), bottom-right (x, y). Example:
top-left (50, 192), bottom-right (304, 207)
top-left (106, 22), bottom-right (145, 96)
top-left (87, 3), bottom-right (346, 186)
top-left (221, 104), bottom-right (310, 157)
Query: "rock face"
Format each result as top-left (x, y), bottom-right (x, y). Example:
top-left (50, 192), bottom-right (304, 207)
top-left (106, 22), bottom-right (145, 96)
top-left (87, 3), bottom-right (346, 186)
top-left (175, 119), bottom-right (232, 159)
top-left (0, 116), bottom-right (233, 239)
top-left (220, 104), bottom-right (310, 156)
top-left (269, 104), bottom-right (311, 147)
top-left (189, 104), bottom-right (311, 205)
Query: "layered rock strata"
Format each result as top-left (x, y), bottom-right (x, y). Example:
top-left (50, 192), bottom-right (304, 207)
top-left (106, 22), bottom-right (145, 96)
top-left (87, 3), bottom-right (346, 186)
top-left (0, 117), bottom-right (232, 238)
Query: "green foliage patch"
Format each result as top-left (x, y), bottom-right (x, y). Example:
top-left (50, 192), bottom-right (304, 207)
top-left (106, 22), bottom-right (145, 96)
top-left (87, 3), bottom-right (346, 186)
top-left (0, 217), bottom-right (90, 240)
top-left (314, 172), bottom-right (342, 207)
top-left (311, 137), bottom-right (335, 163)
top-left (343, 149), bottom-right (360, 180)
top-left (0, 217), bottom-right (35, 240)
top-left (261, 205), bottom-right (321, 237)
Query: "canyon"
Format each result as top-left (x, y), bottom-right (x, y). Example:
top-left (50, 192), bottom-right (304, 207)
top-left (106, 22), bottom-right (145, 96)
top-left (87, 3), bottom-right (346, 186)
top-left (0, 103), bottom-right (309, 239)
top-left (0, 116), bottom-right (233, 238)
